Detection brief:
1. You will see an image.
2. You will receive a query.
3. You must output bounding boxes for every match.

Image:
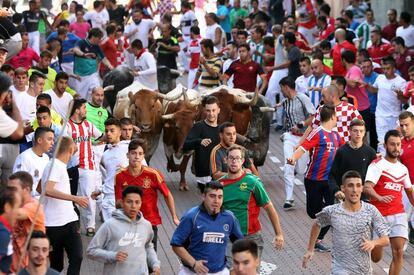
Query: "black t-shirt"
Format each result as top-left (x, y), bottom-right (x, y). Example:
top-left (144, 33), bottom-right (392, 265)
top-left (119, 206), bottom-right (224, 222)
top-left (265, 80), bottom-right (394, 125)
top-left (156, 36), bottom-right (179, 70)
top-left (183, 120), bottom-right (220, 177)
top-left (108, 6), bottom-right (128, 26)
top-left (0, 17), bottom-right (18, 39)
top-left (22, 10), bottom-right (41, 32)
top-left (287, 46), bottom-right (301, 79)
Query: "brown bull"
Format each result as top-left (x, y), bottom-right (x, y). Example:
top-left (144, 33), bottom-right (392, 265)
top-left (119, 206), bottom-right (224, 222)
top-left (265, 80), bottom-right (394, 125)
top-left (162, 89), bottom-right (200, 190)
top-left (127, 89), bottom-right (182, 163)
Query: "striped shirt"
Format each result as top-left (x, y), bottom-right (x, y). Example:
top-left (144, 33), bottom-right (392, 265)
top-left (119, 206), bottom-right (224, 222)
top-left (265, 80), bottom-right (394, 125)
top-left (248, 40), bottom-right (265, 66)
top-left (356, 21), bottom-right (380, 49)
top-left (282, 93), bottom-right (315, 133)
top-left (198, 56), bottom-right (222, 88)
top-left (308, 74), bottom-right (331, 107)
top-left (66, 120), bottom-right (102, 170)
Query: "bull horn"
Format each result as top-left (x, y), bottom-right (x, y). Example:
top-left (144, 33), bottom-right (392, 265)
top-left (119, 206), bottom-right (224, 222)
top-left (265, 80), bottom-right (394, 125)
top-left (259, 107), bottom-right (276, 112)
top-left (161, 113), bottom-right (175, 120)
top-left (182, 87), bottom-right (189, 102)
top-left (235, 88), bottom-right (260, 106)
top-left (156, 91), bottom-right (183, 101)
top-left (249, 87), bottom-right (260, 106)
top-left (103, 85), bottom-right (114, 92)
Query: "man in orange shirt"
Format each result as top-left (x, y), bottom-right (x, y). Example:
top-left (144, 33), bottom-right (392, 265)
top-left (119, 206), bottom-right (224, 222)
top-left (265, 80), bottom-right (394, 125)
top-left (99, 24), bottom-right (118, 77)
top-left (115, 139), bottom-right (179, 250)
top-left (8, 171), bottom-right (45, 271)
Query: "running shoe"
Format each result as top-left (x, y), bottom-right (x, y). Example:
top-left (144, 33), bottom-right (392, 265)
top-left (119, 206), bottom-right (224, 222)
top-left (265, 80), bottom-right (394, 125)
top-left (86, 228), bottom-right (95, 237)
top-left (315, 241), bottom-right (331, 253)
top-left (283, 200), bottom-right (295, 210)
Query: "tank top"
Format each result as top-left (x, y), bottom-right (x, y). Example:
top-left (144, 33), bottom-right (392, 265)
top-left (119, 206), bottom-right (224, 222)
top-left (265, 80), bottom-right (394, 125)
top-left (205, 23), bottom-right (226, 52)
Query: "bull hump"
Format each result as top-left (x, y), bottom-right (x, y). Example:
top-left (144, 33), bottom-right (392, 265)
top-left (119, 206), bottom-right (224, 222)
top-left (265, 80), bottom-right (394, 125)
top-left (116, 81), bottom-right (153, 99)
top-left (201, 85), bottom-right (250, 99)
top-left (162, 84), bottom-right (199, 109)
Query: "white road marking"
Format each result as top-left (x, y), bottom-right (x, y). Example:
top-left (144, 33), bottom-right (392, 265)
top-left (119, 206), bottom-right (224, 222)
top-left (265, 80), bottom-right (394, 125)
top-left (270, 156), bottom-right (281, 164)
top-left (294, 179), bottom-right (304, 186)
top-left (260, 261), bottom-right (278, 275)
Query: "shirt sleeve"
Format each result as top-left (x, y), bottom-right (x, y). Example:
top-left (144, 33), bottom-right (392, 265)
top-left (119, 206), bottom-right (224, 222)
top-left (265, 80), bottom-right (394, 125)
top-left (311, 107), bottom-right (321, 128)
top-left (153, 170), bottom-right (170, 197)
top-left (170, 210), bottom-right (194, 247)
top-left (0, 109), bottom-right (18, 138)
top-left (315, 206), bottom-right (332, 228)
top-left (288, 47), bottom-right (300, 62)
top-left (404, 168), bottom-right (412, 188)
top-left (253, 178), bottom-right (270, 206)
top-left (365, 161), bottom-right (382, 185)
top-left (114, 172), bottom-right (124, 201)
top-left (224, 61), bottom-right (235, 77)
top-left (300, 94), bottom-right (316, 115)
top-left (91, 123), bottom-right (103, 139)
top-left (300, 129), bottom-right (320, 152)
top-left (371, 205), bottom-right (390, 237)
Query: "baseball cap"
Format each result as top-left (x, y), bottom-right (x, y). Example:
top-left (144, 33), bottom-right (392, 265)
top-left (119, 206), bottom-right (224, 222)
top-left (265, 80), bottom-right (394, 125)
top-left (0, 39), bottom-right (8, 52)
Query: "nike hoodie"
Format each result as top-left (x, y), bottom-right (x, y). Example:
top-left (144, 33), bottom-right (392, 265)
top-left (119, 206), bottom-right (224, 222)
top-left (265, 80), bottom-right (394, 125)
top-left (87, 209), bottom-right (160, 274)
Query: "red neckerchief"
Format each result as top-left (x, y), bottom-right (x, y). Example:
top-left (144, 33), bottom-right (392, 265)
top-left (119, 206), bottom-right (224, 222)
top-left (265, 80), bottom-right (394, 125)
top-left (0, 215), bottom-right (12, 232)
top-left (135, 49), bottom-right (147, 60)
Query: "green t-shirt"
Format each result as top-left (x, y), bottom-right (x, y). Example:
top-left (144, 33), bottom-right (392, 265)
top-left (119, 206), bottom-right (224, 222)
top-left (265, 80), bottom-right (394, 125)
top-left (219, 172), bottom-right (270, 235)
top-left (86, 102), bottom-right (109, 136)
top-left (230, 8), bottom-right (249, 27)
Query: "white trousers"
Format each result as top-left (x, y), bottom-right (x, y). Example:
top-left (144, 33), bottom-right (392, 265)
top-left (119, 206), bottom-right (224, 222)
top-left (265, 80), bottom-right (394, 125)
top-left (75, 72), bottom-right (100, 100)
top-left (283, 133), bottom-right (309, 201)
top-left (298, 26), bottom-right (317, 47)
top-left (188, 68), bottom-right (198, 88)
top-left (178, 266), bottom-right (229, 275)
top-left (61, 62), bottom-right (76, 89)
top-left (376, 116), bottom-right (398, 155)
top-left (266, 68), bottom-right (288, 124)
top-left (78, 168), bottom-right (97, 229)
top-left (179, 36), bottom-right (191, 72)
top-left (101, 193), bottom-right (115, 222)
top-left (28, 31), bottom-right (40, 55)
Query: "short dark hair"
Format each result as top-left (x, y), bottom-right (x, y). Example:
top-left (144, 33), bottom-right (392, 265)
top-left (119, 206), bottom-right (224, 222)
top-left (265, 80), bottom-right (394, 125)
top-left (341, 50), bottom-right (356, 64)
top-left (344, 9), bottom-right (353, 19)
top-left (391, 36), bottom-right (405, 47)
top-left (226, 144), bottom-right (246, 158)
top-left (88, 28), bottom-right (104, 39)
top-left (27, 231), bottom-right (50, 249)
top-left (131, 39), bottom-right (143, 49)
top-left (93, 0), bottom-right (103, 9)
top-left (319, 3), bottom-right (331, 15)
top-left (36, 105), bottom-right (51, 115)
top-left (200, 39), bottom-right (214, 53)
top-left (382, 56), bottom-right (396, 67)
top-left (57, 26), bottom-right (68, 36)
top-left (399, 111), bottom-right (414, 121)
top-left (350, 118), bottom-right (365, 129)
top-left (232, 239), bottom-right (258, 258)
top-left (1, 64), bottom-right (15, 73)
top-left (219, 122), bottom-right (235, 133)
top-left (237, 43), bottom-right (250, 52)
top-left (202, 95), bottom-right (219, 107)
top-left (181, 0), bottom-right (191, 9)
top-left (40, 50), bottom-right (53, 59)
top-left (59, 20), bottom-right (70, 27)
top-left (279, 76), bottom-right (296, 89)
top-left (263, 36), bottom-right (274, 47)
top-left (29, 71), bottom-right (46, 84)
top-left (34, 127), bottom-right (54, 144)
top-left (9, 171), bottom-right (33, 191)
top-left (320, 40), bottom-right (331, 50)
top-left (37, 93), bottom-right (52, 105)
top-left (237, 30), bottom-right (248, 38)
top-left (400, 11), bottom-right (411, 24)
top-left (128, 138), bottom-right (146, 153)
top-left (317, 15), bottom-right (327, 24)
top-left (331, 75), bottom-right (346, 88)
top-left (0, 186), bottom-right (18, 215)
top-left (70, 98), bottom-right (87, 117)
top-left (190, 26), bottom-right (200, 35)
top-left (341, 170), bottom-right (362, 185)
top-left (106, 24), bottom-right (117, 35)
top-left (234, 19), bottom-right (245, 30)
top-left (320, 105), bottom-right (335, 123)
top-left (122, 185), bottom-right (143, 199)
top-left (105, 117), bottom-right (121, 128)
top-left (120, 117), bottom-right (133, 125)
top-left (300, 56), bottom-right (311, 65)
top-left (384, 129), bottom-right (400, 144)
top-left (55, 71), bottom-right (69, 82)
top-left (0, 72), bottom-right (12, 94)
top-left (254, 26), bottom-right (265, 36)
top-left (283, 32), bottom-right (296, 44)
top-left (203, 181), bottom-right (223, 194)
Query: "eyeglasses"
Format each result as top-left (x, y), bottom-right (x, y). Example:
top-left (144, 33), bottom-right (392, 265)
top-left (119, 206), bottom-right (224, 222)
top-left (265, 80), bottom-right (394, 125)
top-left (227, 156), bottom-right (243, 162)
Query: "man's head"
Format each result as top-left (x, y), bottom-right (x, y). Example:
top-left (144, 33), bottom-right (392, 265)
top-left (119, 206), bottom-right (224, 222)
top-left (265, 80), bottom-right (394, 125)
top-left (21, 33), bottom-right (29, 49)
top-left (54, 72), bottom-right (69, 95)
top-left (321, 85), bottom-right (340, 105)
top-left (219, 122), bottom-right (236, 147)
top-left (121, 186), bottom-right (143, 220)
top-left (56, 136), bottom-right (77, 159)
top-left (365, 9), bottom-right (374, 23)
top-left (331, 75), bottom-right (346, 92)
top-left (360, 58), bottom-right (374, 76)
top-left (26, 231), bottom-right (51, 268)
top-left (33, 127), bottom-right (55, 153)
top-left (226, 42), bottom-right (238, 59)
top-left (232, 239), bottom-right (259, 275)
top-left (251, 26), bottom-right (264, 42)
top-left (1, 65), bottom-right (15, 79)
top-left (334, 28), bottom-right (346, 42)
top-left (387, 9), bottom-right (397, 23)
top-left (283, 32), bottom-right (296, 47)
top-left (36, 93), bottom-right (52, 109)
top-left (202, 181), bottom-right (224, 215)
top-left (14, 68), bottom-right (28, 89)
top-left (349, 119), bottom-right (365, 145)
top-left (341, 170), bottom-right (363, 204)
top-left (70, 98), bottom-right (87, 120)
top-left (399, 11), bottom-right (411, 26)
top-left (409, 65), bottom-right (414, 81)
top-left (127, 139), bottom-right (146, 167)
top-left (160, 24), bottom-right (172, 38)
top-left (384, 129), bottom-right (401, 159)
top-left (237, 43), bottom-right (251, 62)
top-left (190, 25), bottom-right (200, 39)
top-left (75, 9), bottom-right (84, 20)
top-left (93, 0), bottom-right (104, 11)
top-left (200, 39), bottom-right (214, 56)
top-left (319, 105), bottom-right (336, 127)
top-left (0, 186), bottom-right (21, 227)
top-left (106, 24), bottom-right (117, 38)
top-left (310, 59), bottom-right (324, 77)
top-left (381, 56), bottom-right (396, 78)
top-left (226, 144), bottom-right (245, 174)
top-left (0, 72), bottom-right (12, 106)
top-left (57, 26), bottom-right (68, 41)
top-left (202, 96), bottom-right (220, 124)
top-left (38, 50), bottom-right (53, 69)
top-left (181, 0), bottom-right (191, 12)
top-left (120, 117), bottom-right (134, 140)
top-left (8, 171), bottom-right (33, 200)
top-left (279, 76), bottom-right (296, 98)
top-left (28, 72), bottom-right (46, 95)
top-left (105, 118), bottom-right (121, 145)
top-left (299, 56), bottom-right (311, 76)
top-left (88, 28), bottom-right (104, 45)
top-left (370, 28), bottom-right (382, 45)
top-left (205, 13), bottom-right (216, 26)
top-left (132, 8), bottom-right (143, 24)
top-left (130, 39), bottom-right (144, 55)
top-left (399, 111), bottom-right (414, 139)
top-left (391, 36), bottom-right (406, 53)
top-left (236, 30), bottom-right (248, 46)
top-left (35, 106), bottom-right (52, 127)
top-left (341, 50), bottom-right (356, 66)
top-left (91, 87), bottom-right (104, 106)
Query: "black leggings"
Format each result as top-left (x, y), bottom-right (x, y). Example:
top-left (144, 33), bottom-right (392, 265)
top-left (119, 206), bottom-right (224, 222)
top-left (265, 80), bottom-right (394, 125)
top-left (304, 179), bottom-right (334, 240)
top-left (46, 221), bottom-right (83, 275)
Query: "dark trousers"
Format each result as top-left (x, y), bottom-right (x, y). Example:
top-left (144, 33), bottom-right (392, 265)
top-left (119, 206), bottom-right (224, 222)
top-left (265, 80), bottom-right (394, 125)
top-left (359, 108), bottom-right (371, 130)
top-left (369, 112), bottom-right (378, 152)
top-left (304, 179), bottom-right (334, 240)
top-left (67, 166), bottom-right (80, 218)
top-left (152, 225), bottom-right (158, 251)
top-left (46, 221), bottom-right (83, 275)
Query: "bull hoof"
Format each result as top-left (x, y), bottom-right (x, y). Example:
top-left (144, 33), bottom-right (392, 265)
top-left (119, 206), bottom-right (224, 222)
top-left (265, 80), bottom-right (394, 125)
top-left (179, 184), bottom-right (189, 191)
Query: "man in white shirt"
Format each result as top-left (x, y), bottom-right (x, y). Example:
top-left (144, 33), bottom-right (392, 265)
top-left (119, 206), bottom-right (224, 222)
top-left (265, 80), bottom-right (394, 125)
top-left (129, 39), bottom-right (158, 90)
top-left (365, 56), bottom-right (407, 154)
top-left (13, 127), bottom-right (53, 196)
top-left (84, 0), bottom-right (109, 35)
top-left (295, 56), bottom-right (312, 95)
top-left (16, 72), bottom-right (45, 122)
top-left (10, 68), bottom-right (28, 98)
top-left (124, 9), bottom-right (155, 49)
top-left (44, 72), bottom-right (73, 119)
top-left (42, 136), bottom-right (88, 274)
top-left (179, 1), bottom-right (197, 72)
top-left (397, 12), bottom-right (414, 49)
top-left (307, 58), bottom-right (331, 108)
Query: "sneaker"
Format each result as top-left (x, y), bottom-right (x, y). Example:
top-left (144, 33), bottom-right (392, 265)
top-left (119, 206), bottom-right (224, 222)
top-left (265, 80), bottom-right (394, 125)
top-left (283, 200), bottom-right (295, 210)
top-left (315, 241), bottom-right (331, 253)
top-left (86, 228), bottom-right (95, 237)
top-left (409, 222), bottom-right (414, 245)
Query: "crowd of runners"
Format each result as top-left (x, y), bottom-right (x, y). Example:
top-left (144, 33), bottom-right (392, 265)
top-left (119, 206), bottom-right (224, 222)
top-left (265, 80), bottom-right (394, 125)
top-left (1, 0), bottom-right (414, 274)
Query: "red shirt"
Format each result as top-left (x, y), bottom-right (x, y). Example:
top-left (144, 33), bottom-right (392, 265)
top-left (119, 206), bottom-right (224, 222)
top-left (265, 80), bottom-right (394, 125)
top-left (382, 23), bottom-right (399, 42)
top-left (225, 60), bottom-right (264, 92)
top-left (115, 167), bottom-right (170, 225)
top-left (403, 81), bottom-right (414, 104)
top-left (319, 24), bottom-right (335, 41)
top-left (331, 41), bottom-right (357, 76)
top-left (7, 48), bottom-right (40, 70)
top-left (400, 136), bottom-right (414, 183)
top-left (100, 38), bottom-right (117, 67)
top-left (264, 48), bottom-right (275, 80)
top-left (395, 49), bottom-right (414, 80)
top-left (367, 42), bottom-right (394, 64)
